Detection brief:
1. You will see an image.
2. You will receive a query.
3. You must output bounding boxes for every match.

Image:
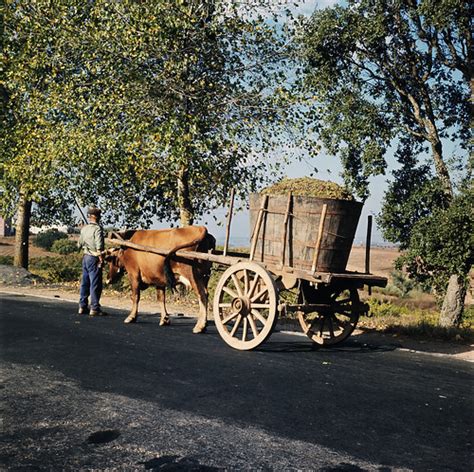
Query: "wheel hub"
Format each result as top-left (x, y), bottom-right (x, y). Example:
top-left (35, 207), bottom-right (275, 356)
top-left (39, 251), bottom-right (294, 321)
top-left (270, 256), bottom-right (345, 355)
top-left (232, 297), bottom-right (250, 316)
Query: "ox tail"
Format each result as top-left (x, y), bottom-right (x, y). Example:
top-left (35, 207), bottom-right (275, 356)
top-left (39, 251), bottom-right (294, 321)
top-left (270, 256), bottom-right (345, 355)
top-left (163, 232), bottom-right (208, 290)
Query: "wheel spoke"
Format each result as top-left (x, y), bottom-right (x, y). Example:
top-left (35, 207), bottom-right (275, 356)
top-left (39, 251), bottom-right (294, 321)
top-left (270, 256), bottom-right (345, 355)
top-left (311, 318), bottom-right (323, 336)
top-left (223, 286), bottom-right (238, 299)
top-left (338, 318), bottom-right (352, 330)
top-left (248, 274), bottom-right (260, 299)
top-left (231, 274), bottom-right (244, 298)
top-left (242, 318), bottom-right (248, 341)
top-left (336, 297), bottom-right (351, 304)
top-left (230, 315), bottom-right (242, 337)
top-left (222, 312), bottom-right (239, 325)
top-left (332, 315), bottom-right (346, 329)
top-left (336, 309), bottom-right (352, 317)
top-left (319, 317), bottom-right (325, 336)
top-left (300, 317), bottom-right (313, 334)
top-left (327, 316), bottom-right (335, 338)
top-left (251, 287), bottom-right (269, 303)
top-left (243, 269), bottom-right (249, 295)
top-left (251, 309), bottom-right (267, 325)
top-left (248, 314), bottom-right (259, 338)
top-left (250, 303), bottom-right (270, 309)
top-left (306, 317), bottom-right (321, 335)
top-left (218, 303), bottom-right (232, 308)
top-left (336, 302), bottom-right (352, 311)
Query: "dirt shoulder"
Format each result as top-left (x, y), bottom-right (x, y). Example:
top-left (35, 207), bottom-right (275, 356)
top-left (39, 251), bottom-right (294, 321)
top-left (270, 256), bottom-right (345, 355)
top-left (1, 269), bottom-right (472, 363)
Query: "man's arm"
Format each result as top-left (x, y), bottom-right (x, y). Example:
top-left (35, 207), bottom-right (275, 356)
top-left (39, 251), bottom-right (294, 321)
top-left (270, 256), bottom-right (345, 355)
top-left (77, 228), bottom-right (84, 249)
top-left (95, 226), bottom-right (105, 264)
top-left (95, 226), bottom-right (105, 252)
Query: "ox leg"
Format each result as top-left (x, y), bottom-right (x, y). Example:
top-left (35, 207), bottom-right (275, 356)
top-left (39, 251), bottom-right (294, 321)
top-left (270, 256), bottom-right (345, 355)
top-left (191, 278), bottom-right (208, 334)
top-left (124, 281), bottom-right (140, 324)
top-left (157, 288), bottom-right (170, 326)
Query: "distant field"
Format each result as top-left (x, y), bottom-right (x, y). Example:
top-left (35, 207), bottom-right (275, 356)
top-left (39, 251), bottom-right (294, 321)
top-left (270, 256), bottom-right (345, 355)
top-left (0, 236), bottom-right (56, 258)
top-left (347, 245), bottom-right (398, 277)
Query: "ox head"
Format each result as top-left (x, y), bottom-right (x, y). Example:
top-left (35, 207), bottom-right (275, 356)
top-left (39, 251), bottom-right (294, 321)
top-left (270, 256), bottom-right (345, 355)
top-left (103, 248), bottom-right (125, 284)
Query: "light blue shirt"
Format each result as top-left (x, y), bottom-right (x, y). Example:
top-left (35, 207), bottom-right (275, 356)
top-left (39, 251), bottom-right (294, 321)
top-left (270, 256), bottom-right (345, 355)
top-left (78, 222), bottom-right (104, 256)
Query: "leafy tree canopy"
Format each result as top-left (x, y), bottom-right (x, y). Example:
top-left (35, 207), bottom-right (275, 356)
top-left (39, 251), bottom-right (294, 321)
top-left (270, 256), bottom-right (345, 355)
top-left (57, 0), bottom-right (308, 226)
top-left (297, 0), bottom-right (470, 200)
top-left (297, 0), bottom-right (471, 325)
top-left (396, 184), bottom-right (474, 298)
top-left (2, 0), bottom-right (309, 228)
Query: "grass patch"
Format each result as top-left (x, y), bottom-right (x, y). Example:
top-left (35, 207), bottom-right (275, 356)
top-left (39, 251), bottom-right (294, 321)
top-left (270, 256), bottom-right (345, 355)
top-left (360, 297), bottom-right (473, 343)
top-left (0, 255), bottom-right (13, 265)
top-left (29, 254), bottom-right (83, 283)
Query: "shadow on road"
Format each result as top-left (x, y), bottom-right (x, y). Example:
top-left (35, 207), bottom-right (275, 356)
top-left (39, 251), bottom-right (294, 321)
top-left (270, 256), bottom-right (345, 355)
top-left (137, 455), bottom-right (219, 471)
top-left (256, 337), bottom-right (398, 354)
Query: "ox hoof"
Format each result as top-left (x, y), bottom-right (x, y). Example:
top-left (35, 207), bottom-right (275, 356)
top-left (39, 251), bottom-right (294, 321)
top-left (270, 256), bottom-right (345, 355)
top-left (124, 316), bottom-right (137, 324)
top-left (159, 318), bottom-right (171, 326)
top-left (193, 325), bottom-right (207, 334)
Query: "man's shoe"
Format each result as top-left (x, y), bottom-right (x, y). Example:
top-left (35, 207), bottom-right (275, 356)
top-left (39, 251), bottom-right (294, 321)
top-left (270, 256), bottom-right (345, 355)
top-left (78, 307), bottom-right (89, 315)
top-left (90, 310), bottom-right (107, 317)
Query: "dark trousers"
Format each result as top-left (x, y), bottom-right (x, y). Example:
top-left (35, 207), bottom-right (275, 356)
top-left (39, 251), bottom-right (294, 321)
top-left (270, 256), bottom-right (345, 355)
top-left (79, 255), bottom-right (102, 311)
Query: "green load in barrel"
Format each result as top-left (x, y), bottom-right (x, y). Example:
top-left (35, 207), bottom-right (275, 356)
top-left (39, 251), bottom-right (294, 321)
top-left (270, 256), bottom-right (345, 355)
top-left (261, 177), bottom-right (354, 201)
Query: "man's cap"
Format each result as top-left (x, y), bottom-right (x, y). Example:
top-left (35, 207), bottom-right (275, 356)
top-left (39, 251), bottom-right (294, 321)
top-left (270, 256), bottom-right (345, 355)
top-left (87, 207), bottom-right (102, 217)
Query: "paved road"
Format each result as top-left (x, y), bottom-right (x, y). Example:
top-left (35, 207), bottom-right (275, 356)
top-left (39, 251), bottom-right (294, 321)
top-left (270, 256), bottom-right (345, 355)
top-left (1, 293), bottom-right (472, 471)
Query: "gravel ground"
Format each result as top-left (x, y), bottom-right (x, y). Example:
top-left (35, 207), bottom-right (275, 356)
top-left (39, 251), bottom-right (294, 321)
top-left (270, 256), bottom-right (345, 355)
top-left (1, 362), bottom-right (411, 471)
top-left (0, 265), bottom-right (43, 286)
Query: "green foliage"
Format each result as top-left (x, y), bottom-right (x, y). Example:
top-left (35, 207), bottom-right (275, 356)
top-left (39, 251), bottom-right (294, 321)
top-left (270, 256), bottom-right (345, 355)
top-left (51, 238), bottom-right (78, 255)
top-left (367, 298), bottom-right (406, 318)
top-left (0, 255), bottom-right (14, 266)
top-left (29, 255), bottom-right (82, 283)
top-left (362, 297), bottom-right (473, 342)
top-left (389, 270), bottom-right (418, 298)
top-left (396, 187), bottom-right (474, 298)
top-left (297, 0), bottom-right (470, 324)
top-left (379, 159), bottom-right (448, 249)
top-left (462, 304), bottom-right (474, 329)
top-left (2, 1), bottom-right (307, 230)
top-left (33, 229), bottom-right (68, 251)
top-left (1, 1), bottom-right (81, 223)
top-left (297, 0), bottom-right (470, 199)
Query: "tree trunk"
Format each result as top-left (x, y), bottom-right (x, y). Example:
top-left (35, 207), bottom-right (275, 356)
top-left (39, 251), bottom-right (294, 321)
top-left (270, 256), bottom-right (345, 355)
top-left (439, 274), bottom-right (466, 328)
top-left (177, 166), bottom-right (194, 226)
top-left (426, 127), bottom-right (453, 200)
top-left (14, 194), bottom-right (32, 270)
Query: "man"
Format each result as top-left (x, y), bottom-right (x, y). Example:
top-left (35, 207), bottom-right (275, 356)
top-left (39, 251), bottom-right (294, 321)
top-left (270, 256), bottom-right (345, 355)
top-left (77, 206), bottom-right (106, 316)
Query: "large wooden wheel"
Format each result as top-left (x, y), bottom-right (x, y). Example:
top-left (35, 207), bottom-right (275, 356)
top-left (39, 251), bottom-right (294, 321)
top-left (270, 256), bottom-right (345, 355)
top-left (297, 287), bottom-right (366, 346)
top-left (213, 262), bottom-right (278, 350)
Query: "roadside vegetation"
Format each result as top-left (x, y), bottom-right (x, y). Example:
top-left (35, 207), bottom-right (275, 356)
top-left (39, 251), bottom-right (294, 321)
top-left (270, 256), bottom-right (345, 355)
top-left (1, 241), bottom-right (471, 344)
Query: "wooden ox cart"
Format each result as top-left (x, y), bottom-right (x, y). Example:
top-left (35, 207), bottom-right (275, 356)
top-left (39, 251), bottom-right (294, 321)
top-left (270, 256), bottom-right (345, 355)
top-left (108, 191), bottom-right (387, 351)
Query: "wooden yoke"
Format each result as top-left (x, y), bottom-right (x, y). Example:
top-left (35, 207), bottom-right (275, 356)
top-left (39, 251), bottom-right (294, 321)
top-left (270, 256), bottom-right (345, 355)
top-left (105, 238), bottom-right (245, 267)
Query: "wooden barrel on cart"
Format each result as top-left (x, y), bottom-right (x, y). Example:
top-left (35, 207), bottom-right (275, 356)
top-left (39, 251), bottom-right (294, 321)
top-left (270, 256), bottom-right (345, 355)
top-left (249, 193), bottom-right (363, 273)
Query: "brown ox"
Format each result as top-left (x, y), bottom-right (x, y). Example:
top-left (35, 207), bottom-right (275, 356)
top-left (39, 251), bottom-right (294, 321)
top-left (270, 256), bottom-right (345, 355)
top-left (105, 226), bottom-right (215, 333)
